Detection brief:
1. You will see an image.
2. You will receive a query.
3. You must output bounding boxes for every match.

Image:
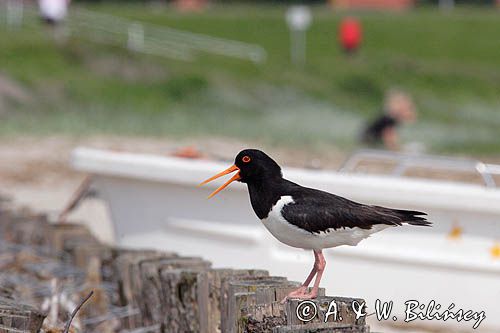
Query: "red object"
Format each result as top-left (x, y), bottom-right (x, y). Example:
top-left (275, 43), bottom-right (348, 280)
top-left (339, 17), bottom-right (362, 53)
top-left (171, 146), bottom-right (204, 159)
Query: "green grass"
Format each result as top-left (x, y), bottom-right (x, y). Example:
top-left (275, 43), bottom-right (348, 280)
top-left (1, 4), bottom-right (500, 154)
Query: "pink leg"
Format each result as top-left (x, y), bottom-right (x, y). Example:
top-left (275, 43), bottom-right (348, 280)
top-left (287, 252), bottom-right (317, 295)
top-left (301, 251), bottom-right (320, 287)
top-left (282, 250), bottom-right (326, 302)
top-left (307, 250), bottom-right (326, 298)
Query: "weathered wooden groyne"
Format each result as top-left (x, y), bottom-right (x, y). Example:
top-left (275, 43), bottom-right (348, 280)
top-left (0, 206), bottom-right (370, 333)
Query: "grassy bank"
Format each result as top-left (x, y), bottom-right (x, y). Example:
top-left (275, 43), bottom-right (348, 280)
top-left (1, 4), bottom-right (500, 154)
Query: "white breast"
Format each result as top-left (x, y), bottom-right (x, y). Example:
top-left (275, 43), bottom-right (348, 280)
top-left (261, 196), bottom-right (390, 250)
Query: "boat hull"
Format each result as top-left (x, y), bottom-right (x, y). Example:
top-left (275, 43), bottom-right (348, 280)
top-left (72, 148), bottom-right (500, 331)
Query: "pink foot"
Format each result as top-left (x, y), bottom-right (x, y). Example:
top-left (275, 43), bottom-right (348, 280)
top-left (281, 287), bottom-right (318, 303)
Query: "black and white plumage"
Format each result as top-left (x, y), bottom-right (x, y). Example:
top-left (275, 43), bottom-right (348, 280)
top-left (201, 149), bottom-right (431, 299)
top-left (248, 174), bottom-right (429, 250)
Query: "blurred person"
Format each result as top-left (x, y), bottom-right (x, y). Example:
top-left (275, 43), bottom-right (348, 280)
top-left (38, 0), bottom-right (70, 25)
top-left (361, 90), bottom-right (416, 150)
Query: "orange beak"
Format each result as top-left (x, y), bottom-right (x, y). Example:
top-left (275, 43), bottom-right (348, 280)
top-left (199, 165), bottom-right (241, 198)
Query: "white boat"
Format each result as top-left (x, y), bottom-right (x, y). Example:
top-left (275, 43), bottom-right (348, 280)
top-left (71, 147), bottom-right (500, 332)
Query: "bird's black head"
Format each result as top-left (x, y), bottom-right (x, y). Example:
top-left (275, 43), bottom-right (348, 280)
top-left (199, 149), bottom-right (282, 198)
top-left (234, 149), bottom-right (282, 183)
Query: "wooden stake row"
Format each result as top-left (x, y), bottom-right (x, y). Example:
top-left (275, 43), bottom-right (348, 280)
top-left (0, 209), bottom-right (370, 333)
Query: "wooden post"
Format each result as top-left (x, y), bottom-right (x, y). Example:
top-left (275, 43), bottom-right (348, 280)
top-left (0, 211), bottom-right (372, 333)
top-left (285, 296), bottom-right (367, 326)
top-left (3, 213), bottom-right (50, 246)
top-left (160, 268), bottom-right (209, 332)
top-left (112, 252), bottom-right (178, 329)
top-left (240, 296), bottom-right (368, 333)
top-left (273, 324), bottom-right (370, 333)
top-left (0, 297), bottom-right (46, 333)
top-left (205, 269), bottom-right (269, 333)
top-left (46, 223), bottom-right (95, 254)
top-left (138, 257), bottom-right (210, 328)
top-left (224, 276), bottom-right (303, 333)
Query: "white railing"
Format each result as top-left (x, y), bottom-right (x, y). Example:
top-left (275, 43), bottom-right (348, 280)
top-left (1, 2), bottom-right (267, 64)
top-left (340, 149), bottom-right (500, 188)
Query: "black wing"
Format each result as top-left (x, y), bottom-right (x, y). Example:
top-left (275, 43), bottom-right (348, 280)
top-left (281, 185), bottom-right (430, 234)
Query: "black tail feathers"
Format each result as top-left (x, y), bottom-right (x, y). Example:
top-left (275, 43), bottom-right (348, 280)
top-left (396, 209), bottom-right (432, 227)
top-left (372, 206), bottom-right (432, 227)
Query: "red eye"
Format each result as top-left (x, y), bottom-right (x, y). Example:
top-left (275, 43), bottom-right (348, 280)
top-left (242, 156), bottom-right (251, 163)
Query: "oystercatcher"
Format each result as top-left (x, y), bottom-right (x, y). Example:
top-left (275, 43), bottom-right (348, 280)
top-left (200, 149), bottom-right (431, 300)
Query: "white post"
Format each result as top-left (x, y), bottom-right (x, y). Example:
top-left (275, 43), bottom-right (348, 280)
top-left (286, 6), bottom-right (311, 66)
top-left (290, 28), bottom-right (306, 66)
top-left (127, 23), bottom-right (144, 52)
top-left (439, 0), bottom-right (455, 11)
top-left (7, 0), bottom-right (24, 29)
